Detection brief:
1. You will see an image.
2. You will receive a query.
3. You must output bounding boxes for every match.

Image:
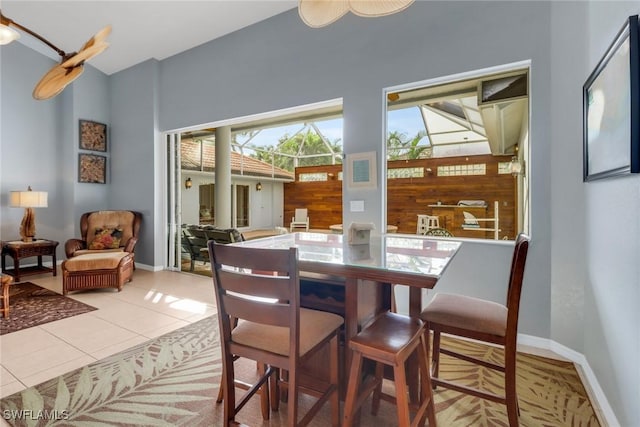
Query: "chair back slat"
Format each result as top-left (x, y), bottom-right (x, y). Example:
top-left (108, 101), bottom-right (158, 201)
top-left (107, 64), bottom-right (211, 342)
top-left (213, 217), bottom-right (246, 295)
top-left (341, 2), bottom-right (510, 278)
top-left (222, 294), bottom-right (292, 327)
top-left (213, 243), bottom-right (294, 273)
top-left (294, 208), bottom-right (307, 221)
top-left (216, 269), bottom-right (292, 301)
top-left (209, 240), bottom-right (300, 345)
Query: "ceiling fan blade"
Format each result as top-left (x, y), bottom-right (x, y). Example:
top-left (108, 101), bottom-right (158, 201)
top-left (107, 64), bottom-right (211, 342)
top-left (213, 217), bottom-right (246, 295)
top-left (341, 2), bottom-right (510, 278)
top-left (349, 0), bottom-right (415, 17)
top-left (299, 0), bottom-right (349, 28)
top-left (81, 25), bottom-right (112, 50)
top-left (33, 64), bottom-right (84, 100)
top-left (60, 42), bottom-right (109, 69)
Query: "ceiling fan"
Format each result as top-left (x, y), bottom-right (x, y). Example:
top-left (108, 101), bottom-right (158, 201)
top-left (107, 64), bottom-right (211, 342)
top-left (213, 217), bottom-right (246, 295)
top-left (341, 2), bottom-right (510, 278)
top-left (298, 0), bottom-right (415, 28)
top-left (0, 10), bottom-right (110, 100)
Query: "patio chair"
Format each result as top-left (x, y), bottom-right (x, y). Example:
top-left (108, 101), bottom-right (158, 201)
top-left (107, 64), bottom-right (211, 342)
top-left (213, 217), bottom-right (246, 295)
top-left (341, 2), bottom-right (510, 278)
top-left (425, 228), bottom-right (453, 237)
top-left (290, 208), bottom-right (309, 232)
top-left (182, 229), bottom-right (208, 272)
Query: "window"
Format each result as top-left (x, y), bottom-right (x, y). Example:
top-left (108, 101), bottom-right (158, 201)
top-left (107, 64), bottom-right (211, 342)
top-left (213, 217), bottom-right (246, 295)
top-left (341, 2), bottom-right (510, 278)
top-left (235, 185), bottom-right (249, 227)
top-left (199, 184), bottom-right (214, 224)
top-left (178, 101), bottom-right (344, 231)
top-left (386, 65), bottom-right (529, 240)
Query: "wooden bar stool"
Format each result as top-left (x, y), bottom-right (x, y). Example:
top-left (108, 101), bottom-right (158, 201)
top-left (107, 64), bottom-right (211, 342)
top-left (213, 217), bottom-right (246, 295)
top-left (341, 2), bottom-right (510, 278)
top-left (343, 312), bottom-right (437, 427)
top-left (1, 273), bottom-right (14, 318)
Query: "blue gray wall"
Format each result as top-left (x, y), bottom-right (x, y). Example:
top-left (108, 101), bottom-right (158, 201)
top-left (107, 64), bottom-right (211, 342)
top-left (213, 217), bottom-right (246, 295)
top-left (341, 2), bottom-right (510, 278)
top-left (109, 59), bottom-right (161, 269)
top-left (1, 1), bottom-right (638, 424)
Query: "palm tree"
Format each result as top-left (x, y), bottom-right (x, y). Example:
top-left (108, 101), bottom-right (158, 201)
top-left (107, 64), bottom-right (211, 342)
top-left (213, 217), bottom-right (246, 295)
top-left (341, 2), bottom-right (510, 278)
top-left (387, 130), bottom-right (429, 160)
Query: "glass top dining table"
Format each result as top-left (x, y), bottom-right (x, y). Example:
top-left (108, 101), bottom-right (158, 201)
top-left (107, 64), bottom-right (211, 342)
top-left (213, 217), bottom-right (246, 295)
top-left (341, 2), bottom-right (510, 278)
top-left (230, 231), bottom-right (462, 399)
top-left (233, 231), bottom-right (461, 290)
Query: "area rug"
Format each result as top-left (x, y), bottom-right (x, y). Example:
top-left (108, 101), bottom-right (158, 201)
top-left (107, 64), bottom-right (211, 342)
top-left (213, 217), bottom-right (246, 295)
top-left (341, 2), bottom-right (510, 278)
top-left (0, 282), bottom-right (97, 335)
top-left (0, 316), bottom-right (601, 426)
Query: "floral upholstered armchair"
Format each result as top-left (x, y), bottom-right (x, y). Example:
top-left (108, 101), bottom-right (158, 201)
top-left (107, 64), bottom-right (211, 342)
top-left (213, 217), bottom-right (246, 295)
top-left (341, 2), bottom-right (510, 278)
top-left (65, 210), bottom-right (142, 259)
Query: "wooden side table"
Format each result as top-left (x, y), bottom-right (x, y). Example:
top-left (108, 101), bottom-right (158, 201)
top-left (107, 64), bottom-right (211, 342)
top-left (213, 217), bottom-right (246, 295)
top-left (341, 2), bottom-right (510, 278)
top-left (1, 239), bottom-right (59, 282)
top-left (1, 274), bottom-right (14, 318)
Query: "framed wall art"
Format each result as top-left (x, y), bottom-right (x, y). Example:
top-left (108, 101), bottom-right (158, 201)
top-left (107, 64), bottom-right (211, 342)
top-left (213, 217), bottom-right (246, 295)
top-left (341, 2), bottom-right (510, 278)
top-left (79, 119), bottom-right (107, 152)
top-left (583, 14), bottom-right (640, 181)
top-left (346, 151), bottom-right (377, 189)
top-left (79, 154), bottom-right (106, 184)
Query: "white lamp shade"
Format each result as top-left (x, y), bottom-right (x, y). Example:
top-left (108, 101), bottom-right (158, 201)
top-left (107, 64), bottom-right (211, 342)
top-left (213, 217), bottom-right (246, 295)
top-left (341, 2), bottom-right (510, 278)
top-left (9, 190), bottom-right (48, 208)
top-left (0, 24), bottom-right (19, 45)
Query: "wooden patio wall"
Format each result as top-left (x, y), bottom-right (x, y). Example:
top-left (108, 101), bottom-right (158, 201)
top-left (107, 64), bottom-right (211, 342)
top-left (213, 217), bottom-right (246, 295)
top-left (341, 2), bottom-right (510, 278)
top-left (284, 154), bottom-right (517, 239)
top-left (284, 165), bottom-right (344, 230)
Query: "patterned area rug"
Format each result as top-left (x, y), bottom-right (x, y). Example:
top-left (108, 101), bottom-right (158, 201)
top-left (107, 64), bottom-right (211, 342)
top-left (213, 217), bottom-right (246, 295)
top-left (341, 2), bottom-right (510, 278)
top-left (0, 282), bottom-right (97, 335)
top-left (0, 315), bottom-right (600, 426)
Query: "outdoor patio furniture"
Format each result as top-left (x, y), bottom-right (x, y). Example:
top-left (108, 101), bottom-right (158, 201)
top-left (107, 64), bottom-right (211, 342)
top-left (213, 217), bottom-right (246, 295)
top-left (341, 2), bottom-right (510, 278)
top-left (182, 229), bottom-right (209, 272)
top-left (290, 208), bottom-right (309, 231)
top-left (417, 214), bottom-right (440, 234)
top-left (425, 227), bottom-right (453, 237)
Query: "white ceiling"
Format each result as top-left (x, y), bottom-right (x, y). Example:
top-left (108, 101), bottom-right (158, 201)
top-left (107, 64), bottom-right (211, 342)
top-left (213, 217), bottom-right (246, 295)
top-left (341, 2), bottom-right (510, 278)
top-left (3, 1), bottom-right (298, 75)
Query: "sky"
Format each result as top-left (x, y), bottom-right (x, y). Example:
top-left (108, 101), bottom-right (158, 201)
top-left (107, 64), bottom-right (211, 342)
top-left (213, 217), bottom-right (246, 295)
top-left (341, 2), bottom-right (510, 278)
top-left (235, 107), bottom-right (427, 150)
top-left (236, 117), bottom-right (345, 149)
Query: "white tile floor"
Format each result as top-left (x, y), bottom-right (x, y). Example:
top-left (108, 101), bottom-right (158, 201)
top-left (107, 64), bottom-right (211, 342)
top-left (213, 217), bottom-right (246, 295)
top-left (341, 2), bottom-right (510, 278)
top-left (0, 268), bottom-right (215, 400)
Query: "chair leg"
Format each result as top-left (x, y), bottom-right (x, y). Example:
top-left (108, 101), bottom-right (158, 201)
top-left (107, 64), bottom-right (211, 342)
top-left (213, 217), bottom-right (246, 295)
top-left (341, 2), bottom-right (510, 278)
top-left (505, 347), bottom-right (519, 427)
top-left (279, 369), bottom-right (289, 403)
top-left (393, 362), bottom-right (411, 427)
top-left (287, 369), bottom-right (298, 427)
top-left (418, 333), bottom-right (437, 427)
top-left (329, 335), bottom-right (340, 427)
top-left (431, 330), bottom-right (441, 389)
top-left (270, 368), bottom-right (280, 411)
top-left (216, 379), bottom-right (224, 403)
top-left (342, 352), bottom-right (364, 427)
top-left (370, 362), bottom-right (384, 415)
top-left (221, 354), bottom-right (236, 426)
top-left (257, 363), bottom-right (270, 420)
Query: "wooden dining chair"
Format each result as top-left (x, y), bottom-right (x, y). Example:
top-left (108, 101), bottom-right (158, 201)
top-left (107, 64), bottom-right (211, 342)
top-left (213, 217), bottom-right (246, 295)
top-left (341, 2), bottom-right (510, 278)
top-left (209, 241), bottom-right (343, 427)
top-left (420, 233), bottom-right (530, 427)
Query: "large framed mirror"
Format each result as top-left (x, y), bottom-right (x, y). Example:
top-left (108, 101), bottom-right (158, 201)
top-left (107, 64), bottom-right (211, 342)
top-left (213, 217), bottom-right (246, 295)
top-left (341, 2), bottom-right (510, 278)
top-left (385, 64), bottom-right (530, 241)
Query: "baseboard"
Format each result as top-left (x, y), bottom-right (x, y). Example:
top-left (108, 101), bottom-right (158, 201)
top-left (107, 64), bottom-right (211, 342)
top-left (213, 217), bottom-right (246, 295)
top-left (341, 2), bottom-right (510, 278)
top-left (135, 263), bottom-right (163, 272)
top-left (518, 333), bottom-right (619, 427)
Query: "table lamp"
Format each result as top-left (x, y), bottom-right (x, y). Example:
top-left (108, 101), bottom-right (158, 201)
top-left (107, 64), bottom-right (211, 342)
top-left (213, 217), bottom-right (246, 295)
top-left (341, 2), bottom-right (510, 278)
top-left (9, 186), bottom-right (48, 242)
